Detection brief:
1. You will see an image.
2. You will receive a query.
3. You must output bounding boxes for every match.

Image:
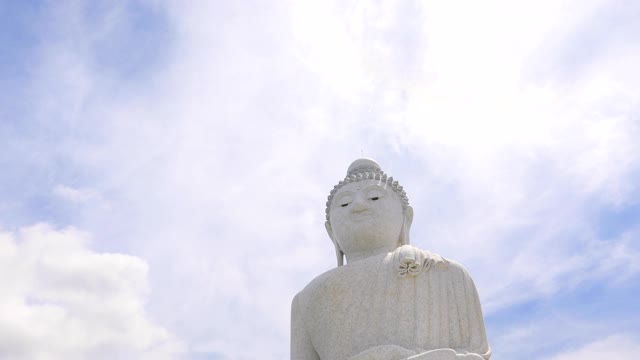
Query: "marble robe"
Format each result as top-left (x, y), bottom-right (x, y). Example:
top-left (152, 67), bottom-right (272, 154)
top-left (291, 246), bottom-right (491, 360)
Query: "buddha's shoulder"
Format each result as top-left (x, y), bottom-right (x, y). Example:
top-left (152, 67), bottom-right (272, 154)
top-left (400, 245), bottom-right (476, 280)
top-left (294, 255), bottom-right (383, 302)
top-left (293, 249), bottom-right (477, 304)
top-left (293, 268), bottom-right (338, 308)
top-left (422, 249), bottom-right (473, 276)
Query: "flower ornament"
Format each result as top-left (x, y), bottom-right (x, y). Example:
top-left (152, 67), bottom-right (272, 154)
top-left (396, 245), bottom-right (424, 277)
top-left (398, 258), bottom-right (423, 276)
top-left (395, 245), bottom-right (449, 277)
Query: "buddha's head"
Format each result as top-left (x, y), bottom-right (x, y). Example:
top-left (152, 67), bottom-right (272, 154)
top-left (325, 158), bottom-right (413, 266)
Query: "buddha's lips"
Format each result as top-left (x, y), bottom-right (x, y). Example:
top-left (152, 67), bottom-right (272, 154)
top-left (350, 211), bottom-right (373, 220)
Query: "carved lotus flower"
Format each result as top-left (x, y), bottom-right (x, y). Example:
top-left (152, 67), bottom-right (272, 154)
top-left (398, 259), bottom-right (421, 276)
top-left (396, 245), bottom-right (427, 277)
top-left (395, 245), bottom-right (444, 277)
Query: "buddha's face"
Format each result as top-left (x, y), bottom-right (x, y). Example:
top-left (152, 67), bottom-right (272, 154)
top-left (328, 179), bottom-right (406, 259)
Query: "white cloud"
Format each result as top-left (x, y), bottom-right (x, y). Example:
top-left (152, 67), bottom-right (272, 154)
top-left (548, 334), bottom-right (640, 360)
top-left (0, 224), bottom-right (185, 359)
top-left (53, 185), bottom-right (102, 204)
top-left (476, 222), bottom-right (640, 313)
top-left (353, 0), bottom-right (640, 313)
top-left (5, 0), bottom-right (640, 359)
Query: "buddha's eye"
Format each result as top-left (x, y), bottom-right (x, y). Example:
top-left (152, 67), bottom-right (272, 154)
top-left (370, 197), bottom-right (379, 201)
top-left (341, 203), bottom-right (349, 207)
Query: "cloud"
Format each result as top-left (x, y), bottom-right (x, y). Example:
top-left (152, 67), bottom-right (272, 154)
top-left (53, 185), bottom-right (102, 204)
top-left (0, 224), bottom-right (185, 359)
top-left (2, 0), bottom-right (640, 359)
top-left (352, 0), bottom-right (640, 314)
top-left (548, 334), bottom-right (640, 360)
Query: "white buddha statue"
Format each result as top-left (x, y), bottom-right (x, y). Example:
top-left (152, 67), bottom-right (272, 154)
top-left (291, 159), bottom-right (491, 360)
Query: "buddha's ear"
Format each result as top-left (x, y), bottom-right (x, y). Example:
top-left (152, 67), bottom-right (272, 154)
top-left (325, 221), bottom-right (344, 266)
top-left (400, 206), bottom-right (414, 246)
top-left (405, 206), bottom-right (414, 227)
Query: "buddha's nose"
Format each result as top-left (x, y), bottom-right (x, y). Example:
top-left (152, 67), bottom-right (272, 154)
top-left (351, 197), bottom-right (369, 213)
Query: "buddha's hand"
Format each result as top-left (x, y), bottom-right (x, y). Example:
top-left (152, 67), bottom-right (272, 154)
top-left (349, 345), bottom-right (417, 360)
top-left (404, 349), bottom-right (485, 360)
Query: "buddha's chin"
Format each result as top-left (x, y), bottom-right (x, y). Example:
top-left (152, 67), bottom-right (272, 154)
top-left (338, 228), bottom-right (401, 256)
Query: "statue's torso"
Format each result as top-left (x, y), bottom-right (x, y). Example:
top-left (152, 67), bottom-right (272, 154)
top-left (293, 247), bottom-right (490, 360)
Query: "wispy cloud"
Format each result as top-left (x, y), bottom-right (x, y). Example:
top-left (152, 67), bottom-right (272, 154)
top-left (548, 334), bottom-right (640, 360)
top-left (1, 0), bottom-right (639, 359)
top-left (53, 185), bottom-right (102, 204)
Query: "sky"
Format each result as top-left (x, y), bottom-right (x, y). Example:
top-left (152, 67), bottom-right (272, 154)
top-left (0, 0), bottom-right (639, 359)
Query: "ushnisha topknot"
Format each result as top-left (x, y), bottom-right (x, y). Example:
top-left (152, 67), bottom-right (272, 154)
top-left (325, 158), bottom-right (410, 223)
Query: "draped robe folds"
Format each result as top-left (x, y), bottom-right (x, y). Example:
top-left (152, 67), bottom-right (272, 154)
top-left (291, 246), bottom-right (491, 360)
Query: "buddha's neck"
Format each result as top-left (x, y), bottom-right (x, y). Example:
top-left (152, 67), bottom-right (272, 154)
top-left (345, 244), bottom-right (399, 264)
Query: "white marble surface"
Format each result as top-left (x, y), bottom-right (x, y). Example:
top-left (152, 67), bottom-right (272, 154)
top-left (291, 159), bottom-right (490, 360)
